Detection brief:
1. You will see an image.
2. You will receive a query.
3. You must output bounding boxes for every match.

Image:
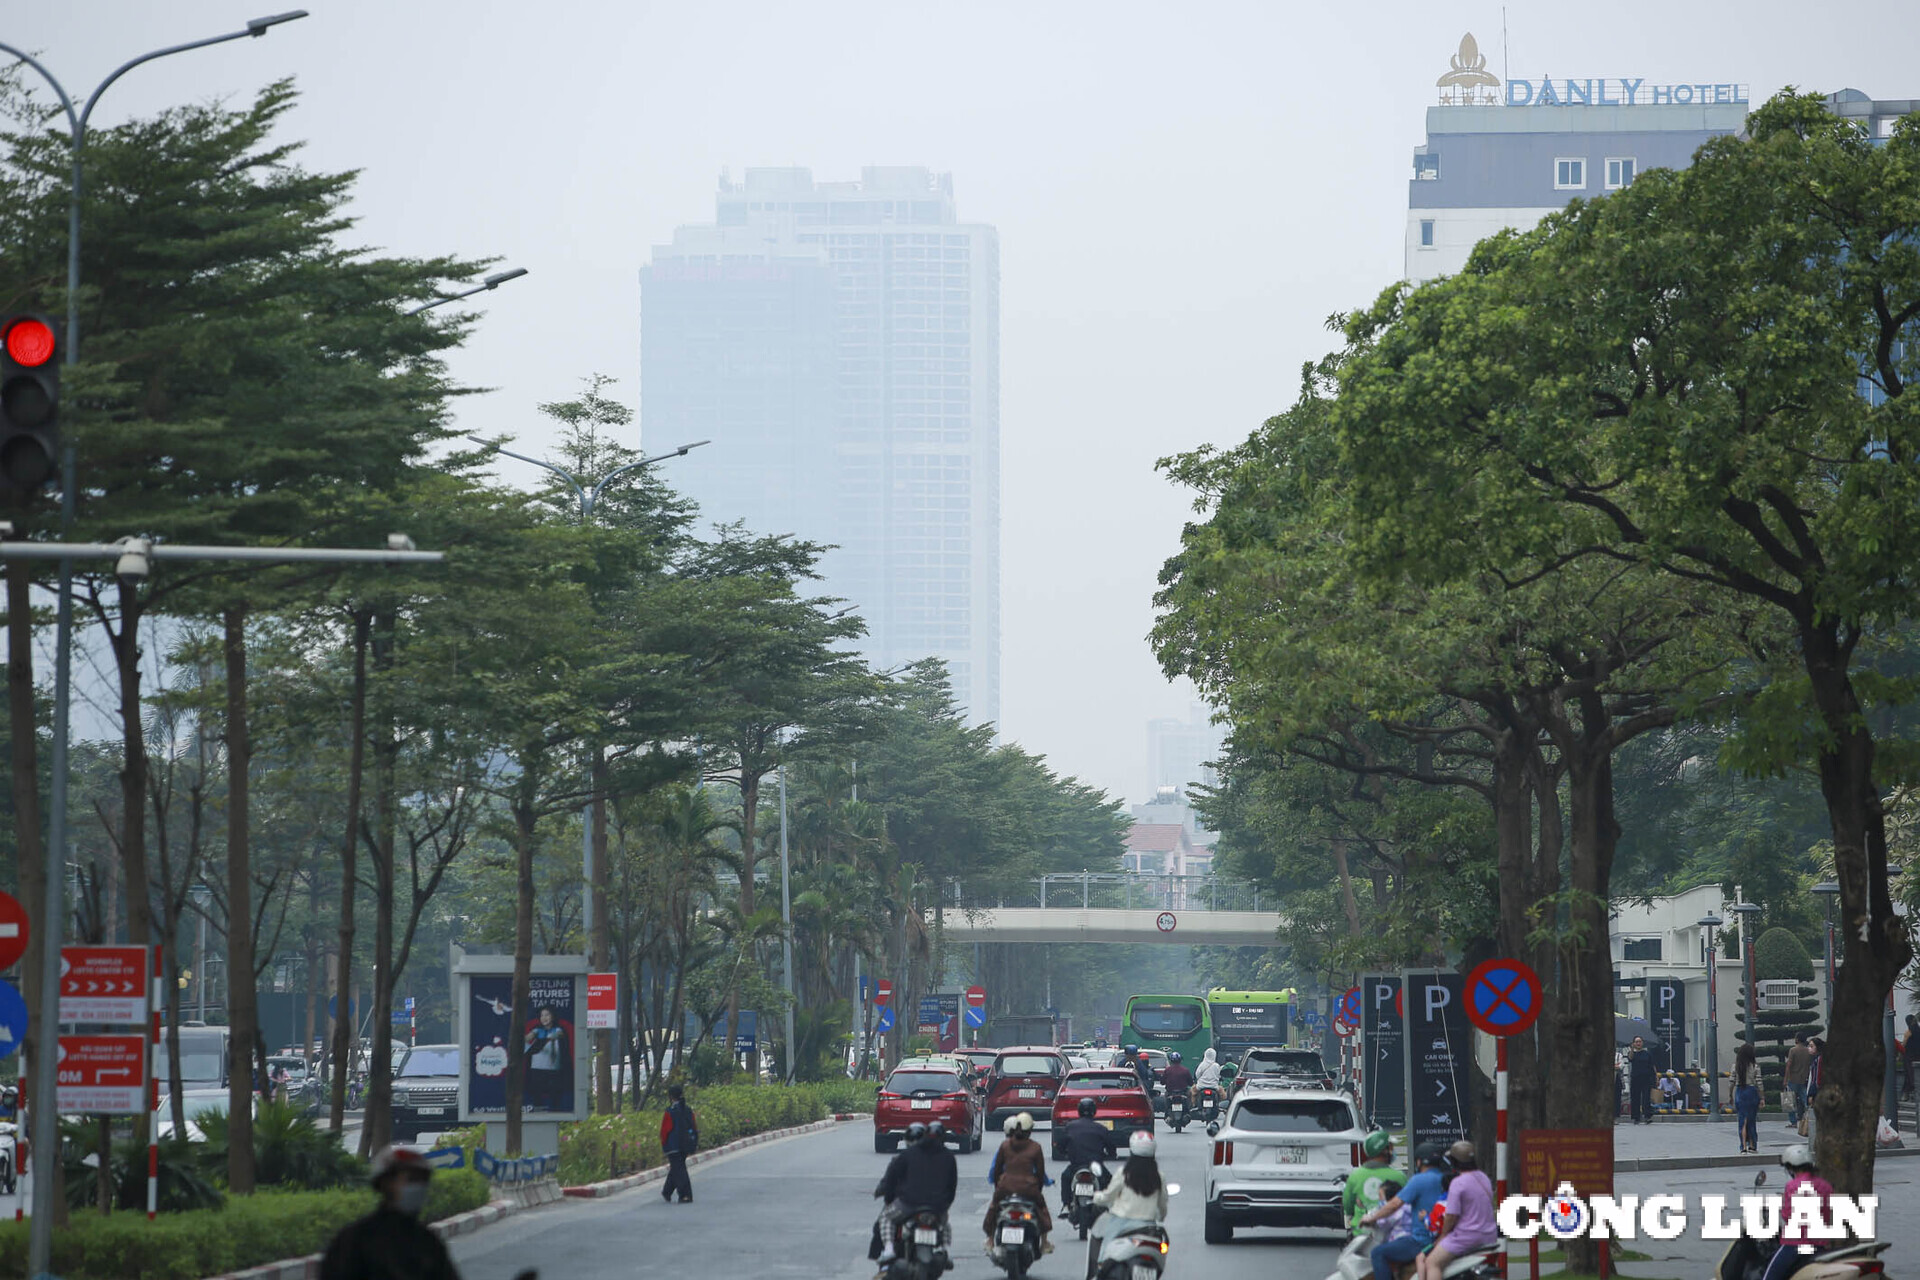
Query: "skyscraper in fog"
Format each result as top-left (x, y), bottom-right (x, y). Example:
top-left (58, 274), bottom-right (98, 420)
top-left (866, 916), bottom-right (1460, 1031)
top-left (642, 167), bottom-right (1000, 728)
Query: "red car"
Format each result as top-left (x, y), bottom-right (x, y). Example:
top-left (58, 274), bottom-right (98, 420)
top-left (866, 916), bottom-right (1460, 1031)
top-left (955, 1048), bottom-right (998, 1095)
top-left (1049, 1068), bottom-right (1154, 1158)
top-left (984, 1047), bottom-right (1069, 1132)
top-left (875, 1062), bottom-right (982, 1153)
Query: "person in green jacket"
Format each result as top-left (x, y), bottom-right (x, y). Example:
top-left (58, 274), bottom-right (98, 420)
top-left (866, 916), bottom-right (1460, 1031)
top-left (1343, 1131), bottom-right (1408, 1234)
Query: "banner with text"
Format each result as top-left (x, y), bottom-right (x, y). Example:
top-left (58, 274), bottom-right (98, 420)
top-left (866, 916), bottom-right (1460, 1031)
top-left (1361, 973), bottom-right (1405, 1129)
top-left (1401, 969), bottom-right (1471, 1155)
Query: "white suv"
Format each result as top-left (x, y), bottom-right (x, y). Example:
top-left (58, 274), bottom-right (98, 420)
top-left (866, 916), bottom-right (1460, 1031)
top-left (1203, 1082), bottom-right (1365, 1242)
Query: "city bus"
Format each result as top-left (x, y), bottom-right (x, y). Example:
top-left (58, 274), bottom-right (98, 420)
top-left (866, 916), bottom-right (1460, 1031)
top-left (1205, 989), bottom-right (1296, 1059)
top-left (1121, 994), bottom-right (1211, 1064)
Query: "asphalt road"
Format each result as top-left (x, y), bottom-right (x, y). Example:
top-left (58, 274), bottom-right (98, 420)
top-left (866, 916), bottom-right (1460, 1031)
top-left (451, 1119), bottom-right (1353, 1280)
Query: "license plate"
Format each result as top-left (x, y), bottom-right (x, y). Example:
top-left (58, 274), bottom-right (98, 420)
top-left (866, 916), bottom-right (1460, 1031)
top-left (416, 1107), bottom-right (446, 1116)
top-left (1098, 1119), bottom-right (1114, 1129)
top-left (1132, 1266), bottom-right (1158, 1280)
top-left (1018, 1088), bottom-right (1037, 1098)
top-left (914, 1229), bottom-right (939, 1245)
top-left (1076, 1188), bottom-right (1094, 1199)
top-left (1275, 1145), bottom-right (1307, 1163)
top-left (1000, 1228), bottom-right (1026, 1245)
top-left (911, 1100), bottom-right (933, 1110)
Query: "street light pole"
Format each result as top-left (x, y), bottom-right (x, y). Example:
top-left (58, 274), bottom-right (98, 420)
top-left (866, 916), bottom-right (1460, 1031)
top-left (404, 267), bottom-right (528, 316)
top-left (1699, 914), bottom-right (1723, 1119)
top-left (1812, 883), bottom-right (1839, 1023)
top-left (1731, 903), bottom-right (1764, 1050)
top-left (0, 17), bottom-right (308, 1272)
top-left (779, 743), bottom-right (796, 1084)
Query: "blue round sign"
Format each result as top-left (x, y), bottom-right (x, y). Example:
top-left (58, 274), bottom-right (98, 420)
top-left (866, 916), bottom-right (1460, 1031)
top-left (1466, 957), bottom-right (1542, 1036)
top-left (963, 1004), bottom-right (986, 1029)
top-left (0, 979), bottom-right (27, 1061)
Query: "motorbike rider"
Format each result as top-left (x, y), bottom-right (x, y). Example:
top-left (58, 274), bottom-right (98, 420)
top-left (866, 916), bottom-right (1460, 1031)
top-left (872, 1120), bottom-right (960, 1267)
top-left (1056, 1097), bottom-right (1120, 1215)
top-left (1123, 1044), bottom-right (1155, 1094)
top-left (1359, 1143), bottom-right (1450, 1280)
top-left (1343, 1131), bottom-right (1408, 1235)
top-left (1159, 1052), bottom-right (1193, 1102)
top-left (1760, 1144), bottom-right (1834, 1280)
top-left (1087, 1131), bottom-right (1169, 1280)
top-left (985, 1112), bottom-right (1053, 1256)
top-left (320, 1145), bottom-right (462, 1280)
top-left (1418, 1142), bottom-right (1497, 1280)
top-left (1193, 1048), bottom-right (1222, 1092)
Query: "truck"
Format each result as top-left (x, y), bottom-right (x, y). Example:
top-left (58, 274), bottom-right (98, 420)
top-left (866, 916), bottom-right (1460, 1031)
top-left (984, 1014), bottom-right (1056, 1048)
top-left (160, 1024), bottom-right (232, 1138)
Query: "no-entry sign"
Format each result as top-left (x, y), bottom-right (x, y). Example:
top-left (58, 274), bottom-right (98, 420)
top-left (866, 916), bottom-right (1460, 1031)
top-left (0, 891), bottom-right (28, 971)
top-left (60, 946), bottom-right (150, 1023)
top-left (874, 979), bottom-right (893, 1006)
top-left (964, 984), bottom-right (986, 1029)
top-left (586, 973), bottom-right (618, 1030)
top-left (56, 1034), bottom-right (148, 1115)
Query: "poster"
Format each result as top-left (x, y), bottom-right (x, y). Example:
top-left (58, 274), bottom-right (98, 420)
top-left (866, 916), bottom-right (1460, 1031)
top-left (1361, 973), bottom-right (1405, 1128)
top-left (1401, 969), bottom-right (1471, 1155)
top-left (1647, 978), bottom-right (1686, 1071)
top-left (466, 974), bottom-right (579, 1118)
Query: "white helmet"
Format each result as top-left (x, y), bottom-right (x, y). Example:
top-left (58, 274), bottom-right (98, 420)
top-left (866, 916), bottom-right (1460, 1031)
top-left (1003, 1114), bottom-right (1020, 1135)
top-left (1781, 1144), bottom-right (1815, 1172)
top-left (1129, 1130), bottom-right (1157, 1158)
top-left (1013, 1111), bottom-right (1035, 1132)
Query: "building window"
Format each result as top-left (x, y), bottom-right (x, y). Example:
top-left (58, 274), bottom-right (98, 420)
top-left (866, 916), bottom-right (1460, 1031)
top-left (1622, 937), bottom-right (1663, 961)
top-left (1419, 219), bottom-right (1435, 247)
top-left (1605, 157), bottom-right (1637, 189)
top-left (1555, 157), bottom-right (1587, 190)
top-left (1413, 151), bottom-right (1440, 180)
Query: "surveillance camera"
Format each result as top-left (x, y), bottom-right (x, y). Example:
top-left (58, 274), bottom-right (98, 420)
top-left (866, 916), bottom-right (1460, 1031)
top-left (386, 533), bottom-right (417, 552)
top-left (114, 538), bottom-right (151, 581)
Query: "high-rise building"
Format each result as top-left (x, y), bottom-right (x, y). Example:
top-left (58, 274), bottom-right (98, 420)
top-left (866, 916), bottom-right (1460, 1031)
top-left (641, 167), bottom-right (1000, 727)
top-left (1407, 35), bottom-right (1749, 283)
top-left (1146, 703), bottom-right (1225, 800)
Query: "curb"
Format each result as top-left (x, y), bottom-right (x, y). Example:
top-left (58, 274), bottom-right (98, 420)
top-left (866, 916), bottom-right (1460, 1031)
top-left (561, 1112), bottom-right (869, 1199)
top-left (1618, 1143), bottom-right (1916, 1174)
top-left (203, 1197), bottom-right (527, 1280)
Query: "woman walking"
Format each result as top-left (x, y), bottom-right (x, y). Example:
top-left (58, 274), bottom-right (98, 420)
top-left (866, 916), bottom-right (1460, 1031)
top-left (1732, 1043), bottom-right (1762, 1154)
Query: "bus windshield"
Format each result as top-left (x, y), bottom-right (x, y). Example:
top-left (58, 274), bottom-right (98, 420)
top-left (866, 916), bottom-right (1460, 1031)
top-left (1130, 1004), bottom-right (1202, 1036)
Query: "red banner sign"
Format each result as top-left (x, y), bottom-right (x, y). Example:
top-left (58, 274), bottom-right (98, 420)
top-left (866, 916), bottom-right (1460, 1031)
top-left (1519, 1128), bottom-right (1614, 1197)
top-left (60, 946), bottom-right (150, 1023)
top-left (586, 973), bottom-right (618, 1030)
top-left (57, 1034), bottom-right (148, 1115)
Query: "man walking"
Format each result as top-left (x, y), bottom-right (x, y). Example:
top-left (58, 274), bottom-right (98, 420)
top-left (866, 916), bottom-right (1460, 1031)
top-left (660, 1084), bottom-right (699, 1204)
top-left (1626, 1036), bottom-right (1656, 1125)
top-left (1784, 1033), bottom-right (1813, 1126)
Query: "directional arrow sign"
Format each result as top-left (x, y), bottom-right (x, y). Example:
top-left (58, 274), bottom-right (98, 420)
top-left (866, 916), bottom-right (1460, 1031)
top-left (56, 1033), bottom-right (147, 1115)
top-left (876, 1004), bottom-right (896, 1034)
top-left (0, 979), bottom-right (26, 1061)
top-left (59, 946), bottom-right (149, 1024)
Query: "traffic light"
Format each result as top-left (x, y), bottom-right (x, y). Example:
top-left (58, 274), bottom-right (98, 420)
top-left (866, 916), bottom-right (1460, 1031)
top-left (0, 314), bottom-right (61, 493)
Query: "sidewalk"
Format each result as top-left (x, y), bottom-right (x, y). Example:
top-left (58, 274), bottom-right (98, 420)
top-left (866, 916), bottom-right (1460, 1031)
top-left (1610, 1108), bottom-right (1914, 1171)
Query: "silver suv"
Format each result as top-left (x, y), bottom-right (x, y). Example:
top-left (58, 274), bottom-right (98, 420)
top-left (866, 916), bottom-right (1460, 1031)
top-left (1202, 1082), bottom-right (1365, 1242)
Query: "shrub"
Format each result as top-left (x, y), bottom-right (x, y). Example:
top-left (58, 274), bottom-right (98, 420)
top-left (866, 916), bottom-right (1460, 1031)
top-left (1754, 927), bottom-right (1815, 982)
top-left (196, 1100), bottom-right (367, 1190)
top-left (555, 1080), bottom-right (870, 1185)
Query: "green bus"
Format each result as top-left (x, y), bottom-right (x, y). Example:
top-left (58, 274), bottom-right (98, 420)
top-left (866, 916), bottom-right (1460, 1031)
top-left (1206, 988), bottom-right (1296, 1059)
top-left (1122, 994), bottom-right (1211, 1063)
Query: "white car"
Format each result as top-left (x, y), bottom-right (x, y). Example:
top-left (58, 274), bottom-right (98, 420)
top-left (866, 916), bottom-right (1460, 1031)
top-left (1202, 1082), bottom-right (1366, 1242)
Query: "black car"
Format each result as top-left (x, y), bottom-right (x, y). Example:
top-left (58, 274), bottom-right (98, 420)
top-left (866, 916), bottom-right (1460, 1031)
top-left (1229, 1047), bottom-right (1333, 1097)
top-left (390, 1044), bottom-right (461, 1140)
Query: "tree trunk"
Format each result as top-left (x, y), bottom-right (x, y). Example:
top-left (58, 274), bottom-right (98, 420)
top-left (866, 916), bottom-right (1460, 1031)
top-left (1330, 835), bottom-right (1362, 937)
top-left (109, 580), bottom-right (152, 949)
top-left (328, 610), bottom-right (370, 1133)
top-left (590, 747), bottom-right (612, 1114)
top-left (7, 562), bottom-right (46, 1158)
top-left (505, 794), bottom-right (538, 1153)
top-left (1803, 635), bottom-right (1914, 1194)
top-left (222, 604), bottom-right (258, 1195)
top-left (361, 611), bottom-right (398, 1158)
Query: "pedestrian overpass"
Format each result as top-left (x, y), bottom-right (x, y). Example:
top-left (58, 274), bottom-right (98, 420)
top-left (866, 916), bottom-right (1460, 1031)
top-left (941, 873), bottom-right (1287, 946)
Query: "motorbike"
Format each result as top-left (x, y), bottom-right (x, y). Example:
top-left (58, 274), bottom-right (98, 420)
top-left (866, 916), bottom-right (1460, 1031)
top-left (1326, 1222), bottom-right (1499, 1280)
top-left (0, 1119), bottom-right (16, 1196)
top-left (1066, 1162), bottom-right (1110, 1241)
top-left (1715, 1235), bottom-right (1890, 1280)
top-left (1193, 1085), bottom-right (1222, 1125)
top-left (1164, 1094), bottom-right (1191, 1134)
top-left (883, 1208), bottom-right (953, 1280)
top-left (992, 1194), bottom-right (1044, 1280)
top-left (1087, 1182), bottom-right (1180, 1280)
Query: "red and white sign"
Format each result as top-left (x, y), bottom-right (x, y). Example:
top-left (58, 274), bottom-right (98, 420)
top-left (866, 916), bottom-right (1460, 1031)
top-left (0, 891), bottom-right (28, 971)
top-left (586, 972), bottom-right (618, 1030)
top-left (56, 1034), bottom-right (148, 1114)
top-left (965, 984), bottom-right (985, 1009)
top-left (1155, 911), bottom-right (1178, 933)
top-left (874, 979), bottom-right (893, 1006)
top-left (60, 946), bottom-right (150, 1023)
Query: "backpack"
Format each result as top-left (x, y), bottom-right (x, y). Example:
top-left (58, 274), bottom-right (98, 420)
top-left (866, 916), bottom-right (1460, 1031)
top-left (676, 1102), bottom-right (699, 1153)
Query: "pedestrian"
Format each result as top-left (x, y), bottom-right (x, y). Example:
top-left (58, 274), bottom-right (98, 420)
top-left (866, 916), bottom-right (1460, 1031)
top-left (660, 1083), bottom-right (699, 1204)
top-left (1626, 1036), bottom-right (1656, 1125)
top-left (320, 1145), bottom-right (462, 1280)
top-left (1784, 1033), bottom-right (1813, 1127)
top-left (1732, 1043), bottom-right (1762, 1154)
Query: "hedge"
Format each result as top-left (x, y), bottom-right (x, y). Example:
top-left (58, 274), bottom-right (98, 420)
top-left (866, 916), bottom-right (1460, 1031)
top-left (558, 1079), bottom-right (874, 1185)
top-left (0, 1169), bottom-right (489, 1280)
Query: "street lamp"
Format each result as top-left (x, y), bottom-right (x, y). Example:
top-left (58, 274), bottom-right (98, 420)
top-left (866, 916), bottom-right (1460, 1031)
top-left (1731, 903), bottom-right (1764, 1051)
top-left (0, 18), bottom-right (307, 1272)
top-left (1699, 914), bottom-right (1723, 1118)
top-left (1811, 883), bottom-right (1839, 1020)
top-left (404, 267), bottom-right (529, 316)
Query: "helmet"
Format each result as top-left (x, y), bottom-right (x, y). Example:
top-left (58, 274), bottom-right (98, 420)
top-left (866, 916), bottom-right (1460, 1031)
top-left (1128, 1130), bottom-right (1157, 1158)
top-left (1168, 1052), bottom-right (1182, 1063)
top-left (1782, 1144), bottom-right (1815, 1172)
top-left (1447, 1140), bottom-right (1477, 1169)
top-left (1078, 1097), bottom-right (1098, 1118)
top-left (905, 1121), bottom-right (929, 1143)
top-left (368, 1144), bottom-right (431, 1186)
top-left (924, 1120), bottom-right (946, 1142)
top-left (1363, 1130), bottom-right (1393, 1160)
top-left (1123, 1043), bottom-right (1138, 1054)
top-left (1414, 1142), bottom-right (1450, 1170)
top-left (1014, 1111), bottom-right (1035, 1132)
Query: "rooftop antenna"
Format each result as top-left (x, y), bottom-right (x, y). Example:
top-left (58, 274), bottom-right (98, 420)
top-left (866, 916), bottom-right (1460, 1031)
top-left (1502, 7), bottom-right (1509, 85)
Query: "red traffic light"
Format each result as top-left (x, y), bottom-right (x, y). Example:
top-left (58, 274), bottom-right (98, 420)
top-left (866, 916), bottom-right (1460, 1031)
top-left (4, 318), bottom-right (55, 368)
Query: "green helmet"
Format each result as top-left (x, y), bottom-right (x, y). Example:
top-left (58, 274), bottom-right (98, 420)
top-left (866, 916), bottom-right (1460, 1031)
top-left (1363, 1130), bottom-right (1393, 1160)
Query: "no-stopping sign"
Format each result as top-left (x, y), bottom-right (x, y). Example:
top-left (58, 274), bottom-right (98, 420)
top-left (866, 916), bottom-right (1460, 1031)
top-left (1465, 957), bottom-right (1542, 1036)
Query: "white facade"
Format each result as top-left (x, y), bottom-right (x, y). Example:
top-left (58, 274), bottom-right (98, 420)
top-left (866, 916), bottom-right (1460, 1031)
top-left (1405, 205), bottom-right (1559, 284)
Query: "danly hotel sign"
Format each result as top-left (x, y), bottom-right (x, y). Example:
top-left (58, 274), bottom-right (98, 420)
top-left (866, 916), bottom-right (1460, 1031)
top-left (1437, 34), bottom-right (1746, 107)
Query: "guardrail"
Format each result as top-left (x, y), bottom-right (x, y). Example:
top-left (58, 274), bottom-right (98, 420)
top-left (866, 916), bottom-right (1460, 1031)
top-left (954, 872), bottom-right (1265, 913)
top-left (473, 1148), bottom-right (559, 1182)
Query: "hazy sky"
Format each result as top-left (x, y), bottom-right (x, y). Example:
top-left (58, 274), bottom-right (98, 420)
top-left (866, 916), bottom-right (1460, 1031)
top-left (15, 2), bottom-right (1916, 805)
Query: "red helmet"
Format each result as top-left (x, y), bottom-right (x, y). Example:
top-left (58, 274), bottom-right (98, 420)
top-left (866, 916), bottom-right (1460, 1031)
top-left (369, 1144), bottom-right (432, 1185)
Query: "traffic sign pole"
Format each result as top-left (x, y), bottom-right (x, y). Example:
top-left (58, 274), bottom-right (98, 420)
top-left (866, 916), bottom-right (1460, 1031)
top-left (149, 967), bottom-right (160, 1219)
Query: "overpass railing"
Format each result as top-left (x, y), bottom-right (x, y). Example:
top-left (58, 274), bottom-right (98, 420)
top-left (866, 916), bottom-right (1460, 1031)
top-left (954, 872), bottom-right (1266, 913)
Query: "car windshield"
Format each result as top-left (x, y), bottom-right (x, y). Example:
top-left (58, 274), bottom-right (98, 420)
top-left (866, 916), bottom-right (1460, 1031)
top-left (887, 1072), bottom-right (963, 1094)
top-left (1245, 1050), bottom-right (1323, 1074)
top-left (1232, 1097), bottom-right (1356, 1133)
top-left (398, 1048), bottom-right (460, 1077)
top-left (1130, 1005), bottom-right (1202, 1035)
top-left (178, 1051), bottom-right (223, 1083)
top-left (996, 1055), bottom-right (1061, 1077)
top-left (1066, 1072), bottom-right (1139, 1091)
